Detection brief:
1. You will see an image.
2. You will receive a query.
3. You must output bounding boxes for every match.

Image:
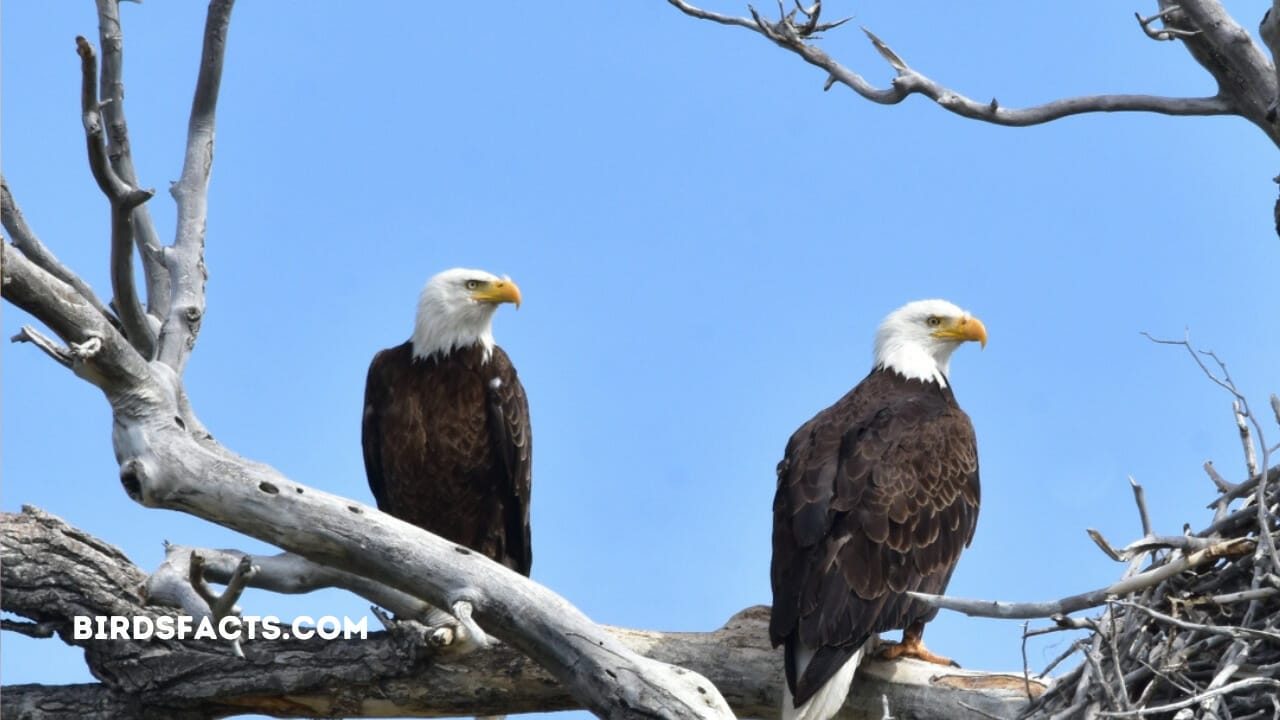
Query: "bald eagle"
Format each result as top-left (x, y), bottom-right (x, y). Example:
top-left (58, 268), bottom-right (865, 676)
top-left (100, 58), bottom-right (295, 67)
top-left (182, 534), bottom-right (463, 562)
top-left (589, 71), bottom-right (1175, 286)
top-left (770, 299), bottom-right (986, 720)
top-left (362, 268), bottom-right (532, 576)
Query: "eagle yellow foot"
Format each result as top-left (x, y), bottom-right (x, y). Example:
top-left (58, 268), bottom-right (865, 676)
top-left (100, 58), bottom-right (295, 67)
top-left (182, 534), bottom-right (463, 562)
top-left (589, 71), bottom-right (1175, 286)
top-left (877, 627), bottom-right (960, 667)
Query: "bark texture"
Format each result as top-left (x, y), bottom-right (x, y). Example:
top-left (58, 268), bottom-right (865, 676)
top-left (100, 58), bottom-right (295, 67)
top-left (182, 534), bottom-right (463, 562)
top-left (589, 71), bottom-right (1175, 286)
top-left (1, 506), bottom-right (1041, 720)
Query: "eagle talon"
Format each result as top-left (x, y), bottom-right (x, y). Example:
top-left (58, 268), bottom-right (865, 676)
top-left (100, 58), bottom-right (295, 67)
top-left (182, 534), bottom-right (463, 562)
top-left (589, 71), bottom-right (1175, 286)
top-left (877, 626), bottom-right (959, 667)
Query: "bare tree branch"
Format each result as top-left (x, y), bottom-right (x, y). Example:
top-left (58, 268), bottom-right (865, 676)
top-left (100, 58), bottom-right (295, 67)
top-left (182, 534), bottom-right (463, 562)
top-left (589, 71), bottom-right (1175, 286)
top-left (1095, 677), bottom-right (1280, 717)
top-left (3, 684), bottom-right (207, 720)
top-left (75, 35), bottom-right (157, 360)
top-left (157, 0), bottom-right (235, 373)
top-left (2, 242), bottom-right (151, 395)
top-left (1135, 7), bottom-right (1200, 41)
top-left (1129, 477), bottom-right (1153, 539)
top-left (667, 0), bottom-right (1238, 128)
top-left (1235, 400), bottom-right (1260, 479)
top-left (1112, 599), bottom-right (1280, 644)
top-left (2, 619), bottom-right (61, 639)
top-left (1204, 459), bottom-right (1236, 494)
top-left (1, 506), bottom-right (1041, 720)
top-left (910, 538), bottom-right (1255, 619)
top-left (6, 6), bottom-right (743, 714)
top-left (147, 543), bottom-right (439, 623)
top-left (1025, 340), bottom-right (1280, 717)
top-left (7, 241), bottom-right (735, 718)
top-left (94, 0), bottom-right (169, 325)
top-left (10, 324), bottom-right (74, 368)
top-left (2, 177), bottom-right (121, 331)
top-left (1165, 0), bottom-right (1278, 137)
top-left (1143, 332), bottom-right (1280, 582)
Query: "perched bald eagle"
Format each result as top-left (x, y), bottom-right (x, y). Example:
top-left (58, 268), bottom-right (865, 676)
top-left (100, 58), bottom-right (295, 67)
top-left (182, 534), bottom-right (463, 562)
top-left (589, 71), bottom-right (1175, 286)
top-left (362, 268), bottom-right (532, 576)
top-left (770, 299), bottom-right (986, 720)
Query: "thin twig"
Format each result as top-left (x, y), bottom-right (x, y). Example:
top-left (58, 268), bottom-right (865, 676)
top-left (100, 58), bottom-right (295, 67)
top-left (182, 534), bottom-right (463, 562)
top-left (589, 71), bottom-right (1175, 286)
top-left (1020, 621), bottom-right (1036, 702)
top-left (1088, 528), bottom-right (1124, 561)
top-left (1130, 477), bottom-right (1153, 539)
top-left (1237, 401), bottom-right (1260, 480)
top-left (1114, 600), bottom-right (1280, 643)
top-left (1104, 603), bottom-right (1131, 713)
top-left (1037, 637), bottom-right (1086, 677)
top-left (1, 618), bottom-right (60, 638)
top-left (1134, 6), bottom-right (1201, 41)
top-left (1204, 460), bottom-right (1237, 493)
top-left (1207, 586), bottom-right (1280, 604)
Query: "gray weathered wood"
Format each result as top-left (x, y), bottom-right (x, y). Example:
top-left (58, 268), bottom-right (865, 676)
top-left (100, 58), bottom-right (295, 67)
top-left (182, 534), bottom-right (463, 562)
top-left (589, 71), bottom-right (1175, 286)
top-left (1, 507), bottom-right (1043, 720)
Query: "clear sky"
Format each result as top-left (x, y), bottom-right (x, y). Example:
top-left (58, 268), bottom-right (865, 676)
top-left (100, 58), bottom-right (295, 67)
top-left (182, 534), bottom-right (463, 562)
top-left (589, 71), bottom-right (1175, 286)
top-left (3, 1), bottom-right (1276, 717)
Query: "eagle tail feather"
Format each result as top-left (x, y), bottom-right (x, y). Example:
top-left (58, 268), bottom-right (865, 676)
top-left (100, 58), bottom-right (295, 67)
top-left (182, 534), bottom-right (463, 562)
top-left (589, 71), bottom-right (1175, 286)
top-left (783, 644), bottom-right (864, 720)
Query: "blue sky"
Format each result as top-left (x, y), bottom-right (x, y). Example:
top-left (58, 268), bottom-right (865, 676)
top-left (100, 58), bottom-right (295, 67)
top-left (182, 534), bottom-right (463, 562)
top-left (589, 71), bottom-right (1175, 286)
top-left (3, 0), bottom-right (1276, 715)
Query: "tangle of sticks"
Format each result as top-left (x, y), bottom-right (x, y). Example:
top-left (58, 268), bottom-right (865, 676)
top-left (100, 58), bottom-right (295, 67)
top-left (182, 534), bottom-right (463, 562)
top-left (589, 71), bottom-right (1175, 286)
top-left (1025, 341), bottom-right (1279, 719)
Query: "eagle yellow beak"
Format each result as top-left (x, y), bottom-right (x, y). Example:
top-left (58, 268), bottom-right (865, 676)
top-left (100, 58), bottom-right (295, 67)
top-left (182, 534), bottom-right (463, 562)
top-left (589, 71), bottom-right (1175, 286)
top-left (472, 278), bottom-right (522, 309)
top-left (934, 315), bottom-right (987, 349)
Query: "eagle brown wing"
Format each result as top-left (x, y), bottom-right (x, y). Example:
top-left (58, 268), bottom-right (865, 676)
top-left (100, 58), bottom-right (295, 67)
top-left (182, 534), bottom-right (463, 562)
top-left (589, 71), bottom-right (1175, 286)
top-left (361, 344), bottom-right (399, 514)
top-left (485, 346), bottom-right (533, 575)
top-left (770, 370), bottom-right (980, 706)
top-left (362, 342), bottom-right (533, 576)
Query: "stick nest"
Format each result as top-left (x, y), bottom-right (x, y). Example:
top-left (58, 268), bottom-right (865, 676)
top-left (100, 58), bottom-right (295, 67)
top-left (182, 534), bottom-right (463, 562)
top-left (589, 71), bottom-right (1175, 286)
top-left (1025, 463), bottom-right (1280, 719)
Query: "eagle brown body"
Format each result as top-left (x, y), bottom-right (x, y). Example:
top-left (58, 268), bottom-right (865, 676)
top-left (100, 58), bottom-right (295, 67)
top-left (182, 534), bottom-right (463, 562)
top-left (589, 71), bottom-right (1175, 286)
top-left (362, 341), bottom-right (532, 575)
top-left (770, 299), bottom-right (986, 720)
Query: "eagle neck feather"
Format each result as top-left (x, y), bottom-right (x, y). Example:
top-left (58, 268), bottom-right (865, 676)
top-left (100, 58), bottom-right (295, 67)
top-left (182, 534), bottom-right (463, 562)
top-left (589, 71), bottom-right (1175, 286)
top-left (411, 303), bottom-right (497, 364)
top-left (873, 341), bottom-right (950, 388)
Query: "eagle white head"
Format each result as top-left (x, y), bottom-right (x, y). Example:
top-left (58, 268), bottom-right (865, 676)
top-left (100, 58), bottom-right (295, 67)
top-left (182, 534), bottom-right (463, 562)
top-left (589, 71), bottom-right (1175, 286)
top-left (873, 299), bottom-right (987, 388)
top-left (412, 268), bottom-right (522, 362)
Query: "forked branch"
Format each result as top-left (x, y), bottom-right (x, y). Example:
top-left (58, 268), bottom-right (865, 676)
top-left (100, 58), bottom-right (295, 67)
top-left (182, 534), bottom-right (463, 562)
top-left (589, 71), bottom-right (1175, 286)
top-left (668, 0), bottom-right (1239, 128)
top-left (75, 35), bottom-right (157, 360)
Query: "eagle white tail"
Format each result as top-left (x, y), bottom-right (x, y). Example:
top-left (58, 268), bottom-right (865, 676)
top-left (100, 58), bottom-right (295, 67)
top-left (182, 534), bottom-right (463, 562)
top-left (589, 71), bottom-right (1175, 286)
top-left (782, 645), bottom-right (865, 720)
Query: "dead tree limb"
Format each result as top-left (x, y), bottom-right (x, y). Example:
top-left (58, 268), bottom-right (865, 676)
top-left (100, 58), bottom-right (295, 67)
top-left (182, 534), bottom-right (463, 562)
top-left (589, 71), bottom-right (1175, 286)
top-left (669, 0), bottom-right (1280, 236)
top-left (1, 506), bottom-right (1040, 720)
top-left (1, 3), bottom-right (730, 717)
top-left (667, 1), bottom-right (1253, 131)
top-left (93, 0), bottom-right (168, 324)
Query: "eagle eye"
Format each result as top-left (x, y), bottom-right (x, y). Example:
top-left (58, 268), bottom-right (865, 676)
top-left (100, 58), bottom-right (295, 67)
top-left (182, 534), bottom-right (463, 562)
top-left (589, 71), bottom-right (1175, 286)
top-left (926, 315), bottom-right (942, 327)
top-left (465, 279), bottom-right (481, 290)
